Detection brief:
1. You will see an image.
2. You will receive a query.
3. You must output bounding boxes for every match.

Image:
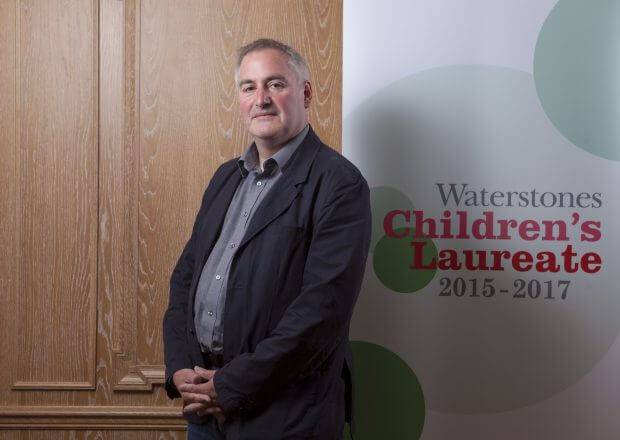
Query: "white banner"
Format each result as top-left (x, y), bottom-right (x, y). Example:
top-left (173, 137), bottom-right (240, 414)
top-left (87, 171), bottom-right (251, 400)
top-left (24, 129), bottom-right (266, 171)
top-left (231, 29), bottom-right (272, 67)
top-left (344, 1), bottom-right (620, 438)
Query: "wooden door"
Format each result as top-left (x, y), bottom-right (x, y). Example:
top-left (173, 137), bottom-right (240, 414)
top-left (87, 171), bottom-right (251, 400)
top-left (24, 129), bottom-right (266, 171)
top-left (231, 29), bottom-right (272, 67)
top-left (0, 0), bottom-right (342, 437)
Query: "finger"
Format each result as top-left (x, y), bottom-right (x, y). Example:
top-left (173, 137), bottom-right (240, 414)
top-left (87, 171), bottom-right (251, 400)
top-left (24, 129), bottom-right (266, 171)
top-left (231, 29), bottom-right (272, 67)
top-left (194, 366), bottom-right (216, 379)
top-left (180, 391), bottom-right (198, 406)
top-left (196, 408), bottom-right (209, 417)
top-left (178, 383), bottom-right (208, 394)
top-left (183, 402), bottom-right (207, 415)
top-left (186, 374), bottom-right (205, 385)
top-left (180, 392), bottom-right (211, 405)
top-left (185, 400), bottom-right (219, 414)
top-left (196, 407), bottom-right (222, 417)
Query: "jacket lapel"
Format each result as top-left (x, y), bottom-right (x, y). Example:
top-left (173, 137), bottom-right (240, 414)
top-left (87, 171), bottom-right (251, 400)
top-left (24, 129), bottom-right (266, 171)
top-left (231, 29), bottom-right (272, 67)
top-left (195, 165), bottom-right (242, 273)
top-left (238, 126), bottom-right (322, 250)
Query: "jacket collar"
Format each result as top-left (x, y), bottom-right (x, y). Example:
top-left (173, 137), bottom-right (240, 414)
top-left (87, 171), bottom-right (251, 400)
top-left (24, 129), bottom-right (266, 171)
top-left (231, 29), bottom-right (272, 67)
top-left (235, 124), bottom-right (321, 248)
top-left (280, 124), bottom-right (322, 185)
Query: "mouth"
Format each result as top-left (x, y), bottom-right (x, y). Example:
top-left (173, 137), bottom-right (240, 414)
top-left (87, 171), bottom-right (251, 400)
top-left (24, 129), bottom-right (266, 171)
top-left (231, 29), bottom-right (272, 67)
top-left (252, 113), bottom-right (276, 119)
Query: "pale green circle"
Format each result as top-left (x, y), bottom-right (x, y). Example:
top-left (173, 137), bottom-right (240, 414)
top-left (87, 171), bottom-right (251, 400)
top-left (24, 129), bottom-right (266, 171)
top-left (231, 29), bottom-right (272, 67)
top-left (370, 186), bottom-right (414, 250)
top-left (373, 228), bottom-right (437, 293)
top-left (534, 0), bottom-right (620, 160)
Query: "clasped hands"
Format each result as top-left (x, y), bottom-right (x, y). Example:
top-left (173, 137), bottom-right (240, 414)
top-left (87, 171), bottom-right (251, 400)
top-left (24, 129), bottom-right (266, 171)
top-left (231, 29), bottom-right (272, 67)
top-left (174, 366), bottom-right (225, 424)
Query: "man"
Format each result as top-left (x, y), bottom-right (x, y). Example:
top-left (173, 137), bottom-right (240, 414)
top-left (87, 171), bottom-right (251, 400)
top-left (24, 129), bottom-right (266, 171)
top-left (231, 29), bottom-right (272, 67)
top-left (163, 38), bottom-right (371, 440)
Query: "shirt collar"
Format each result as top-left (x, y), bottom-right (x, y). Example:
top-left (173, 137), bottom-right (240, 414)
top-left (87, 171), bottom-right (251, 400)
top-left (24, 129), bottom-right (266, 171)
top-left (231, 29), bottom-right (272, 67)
top-left (237, 124), bottom-right (309, 178)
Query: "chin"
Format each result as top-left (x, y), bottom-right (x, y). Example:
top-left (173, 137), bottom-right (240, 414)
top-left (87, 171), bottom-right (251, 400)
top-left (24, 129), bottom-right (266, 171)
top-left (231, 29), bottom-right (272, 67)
top-left (250, 124), bottom-right (282, 140)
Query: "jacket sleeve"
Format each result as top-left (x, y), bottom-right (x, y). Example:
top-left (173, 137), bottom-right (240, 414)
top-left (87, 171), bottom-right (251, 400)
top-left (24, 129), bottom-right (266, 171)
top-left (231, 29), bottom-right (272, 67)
top-left (162, 164), bottom-right (225, 399)
top-left (213, 166), bottom-right (372, 414)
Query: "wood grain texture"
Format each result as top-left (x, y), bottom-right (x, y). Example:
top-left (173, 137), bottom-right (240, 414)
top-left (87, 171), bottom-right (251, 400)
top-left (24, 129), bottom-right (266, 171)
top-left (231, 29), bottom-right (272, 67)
top-left (0, 0), bottom-right (18, 411)
top-left (13, 0), bottom-right (98, 389)
top-left (0, 0), bottom-right (342, 433)
top-left (98, 0), bottom-right (141, 395)
top-left (98, 0), bottom-right (126, 400)
top-left (0, 406), bottom-right (185, 430)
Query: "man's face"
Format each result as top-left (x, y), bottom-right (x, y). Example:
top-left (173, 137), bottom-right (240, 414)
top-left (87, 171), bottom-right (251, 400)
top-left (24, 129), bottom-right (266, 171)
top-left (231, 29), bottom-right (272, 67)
top-left (237, 48), bottom-right (310, 147)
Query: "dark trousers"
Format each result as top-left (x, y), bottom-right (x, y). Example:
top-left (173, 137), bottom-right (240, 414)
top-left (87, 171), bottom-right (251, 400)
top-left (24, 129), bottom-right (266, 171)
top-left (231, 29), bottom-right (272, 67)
top-left (187, 418), bottom-right (226, 440)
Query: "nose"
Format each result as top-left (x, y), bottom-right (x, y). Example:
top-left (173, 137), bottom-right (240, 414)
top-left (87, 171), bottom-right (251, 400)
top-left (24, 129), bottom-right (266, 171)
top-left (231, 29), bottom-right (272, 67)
top-left (255, 86), bottom-right (271, 107)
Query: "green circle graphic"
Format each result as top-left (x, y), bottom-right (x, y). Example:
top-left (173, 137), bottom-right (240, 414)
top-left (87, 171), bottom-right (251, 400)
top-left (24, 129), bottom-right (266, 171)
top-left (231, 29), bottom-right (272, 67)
top-left (534, 0), bottom-right (620, 160)
top-left (370, 186), bottom-right (414, 250)
top-left (373, 227), bottom-right (437, 293)
top-left (343, 341), bottom-right (425, 440)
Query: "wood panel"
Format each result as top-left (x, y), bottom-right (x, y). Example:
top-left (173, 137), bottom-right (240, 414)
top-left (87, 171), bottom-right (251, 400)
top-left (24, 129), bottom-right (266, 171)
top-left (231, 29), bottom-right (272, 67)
top-left (98, 0), bottom-right (148, 392)
top-left (12, 0), bottom-right (99, 390)
top-left (0, 0), bottom-right (18, 410)
top-left (0, 0), bottom-right (342, 434)
top-left (0, 406), bottom-right (184, 430)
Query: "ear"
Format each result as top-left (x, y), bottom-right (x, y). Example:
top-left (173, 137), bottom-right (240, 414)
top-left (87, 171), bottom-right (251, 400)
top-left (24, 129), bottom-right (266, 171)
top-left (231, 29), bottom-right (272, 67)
top-left (303, 80), bottom-right (313, 109)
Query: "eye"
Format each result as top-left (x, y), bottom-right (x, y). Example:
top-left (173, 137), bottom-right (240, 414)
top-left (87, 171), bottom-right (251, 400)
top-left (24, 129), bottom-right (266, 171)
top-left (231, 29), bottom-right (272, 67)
top-left (269, 81), bottom-right (285, 90)
top-left (241, 85), bottom-right (255, 93)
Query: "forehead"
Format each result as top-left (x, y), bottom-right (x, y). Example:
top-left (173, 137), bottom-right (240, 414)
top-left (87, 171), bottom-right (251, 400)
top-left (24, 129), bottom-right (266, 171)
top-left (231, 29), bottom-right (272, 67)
top-left (238, 49), bottom-right (296, 80)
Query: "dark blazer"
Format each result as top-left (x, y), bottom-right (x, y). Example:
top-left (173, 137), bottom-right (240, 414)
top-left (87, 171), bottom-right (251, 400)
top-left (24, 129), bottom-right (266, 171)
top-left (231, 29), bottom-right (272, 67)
top-left (163, 126), bottom-right (371, 439)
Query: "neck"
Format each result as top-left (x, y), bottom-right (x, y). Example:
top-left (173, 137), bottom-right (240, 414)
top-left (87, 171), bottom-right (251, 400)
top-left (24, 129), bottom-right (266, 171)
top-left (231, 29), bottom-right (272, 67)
top-left (255, 139), bottom-right (285, 167)
top-left (254, 123), bottom-right (307, 167)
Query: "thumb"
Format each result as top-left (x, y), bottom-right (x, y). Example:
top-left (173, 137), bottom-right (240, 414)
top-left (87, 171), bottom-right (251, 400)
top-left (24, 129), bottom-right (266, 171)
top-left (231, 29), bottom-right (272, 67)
top-left (186, 373), bottom-right (203, 385)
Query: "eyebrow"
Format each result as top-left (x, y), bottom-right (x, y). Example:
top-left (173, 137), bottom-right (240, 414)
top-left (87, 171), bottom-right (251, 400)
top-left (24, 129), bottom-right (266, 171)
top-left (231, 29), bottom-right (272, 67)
top-left (238, 75), bottom-right (288, 87)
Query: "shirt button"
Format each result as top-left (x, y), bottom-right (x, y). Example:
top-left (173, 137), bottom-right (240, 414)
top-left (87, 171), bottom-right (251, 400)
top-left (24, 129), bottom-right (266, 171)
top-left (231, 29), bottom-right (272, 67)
top-left (215, 274), bottom-right (221, 280)
top-left (229, 243), bottom-right (236, 248)
top-left (207, 311), bottom-right (214, 316)
top-left (242, 211), bottom-right (248, 217)
top-left (256, 181), bottom-right (262, 186)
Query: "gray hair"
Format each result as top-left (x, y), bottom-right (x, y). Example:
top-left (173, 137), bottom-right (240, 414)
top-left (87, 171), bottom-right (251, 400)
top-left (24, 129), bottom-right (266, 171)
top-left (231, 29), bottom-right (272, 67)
top-left (234, 38), bottom-right (310, 86)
